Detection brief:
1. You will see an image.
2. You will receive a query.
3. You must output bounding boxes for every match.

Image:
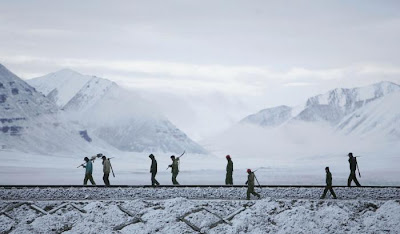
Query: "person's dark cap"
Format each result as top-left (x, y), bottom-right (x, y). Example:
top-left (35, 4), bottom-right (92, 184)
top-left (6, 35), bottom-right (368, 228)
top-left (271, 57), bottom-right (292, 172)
top-left (226, 155), bottom-right (231, 159)
top-left (84, 157), bottom-right (89, 161)
top-left (247, 169), bottom-right (251, 173)
top-left (325, 166), bottom-right (329, 170)
top-left (149, 154), bottom-right (154, 158)
top-left (171, 155), bottom-right (175, 158)
top-left (348, 152), bottom-right (353, 157)
top-left (102, 156), bottom-right (106, 160)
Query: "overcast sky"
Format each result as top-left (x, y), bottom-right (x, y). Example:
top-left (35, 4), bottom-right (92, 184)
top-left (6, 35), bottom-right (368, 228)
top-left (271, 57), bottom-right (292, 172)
top-left (1, 0), bottom-right (400, 140)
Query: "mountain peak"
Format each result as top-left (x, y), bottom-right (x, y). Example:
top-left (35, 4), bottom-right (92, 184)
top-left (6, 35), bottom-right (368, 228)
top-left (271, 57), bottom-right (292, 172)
top-left (53, 68), bottom-right (82, 76)
top-left (240, 105), bottom-right (292, 126)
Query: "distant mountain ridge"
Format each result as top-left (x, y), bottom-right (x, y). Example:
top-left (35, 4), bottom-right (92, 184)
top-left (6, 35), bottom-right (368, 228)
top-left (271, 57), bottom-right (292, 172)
top-left (240, 81), bottom-right (400, 138)
top-left (242, 81), bottom-right (400, 125)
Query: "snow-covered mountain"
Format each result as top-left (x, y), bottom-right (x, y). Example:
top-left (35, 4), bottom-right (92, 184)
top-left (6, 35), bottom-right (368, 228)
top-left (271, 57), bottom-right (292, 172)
top-left (241, 81), bottom-right (400, 130)
top-left (337, 91), bottom-right (400, 139)
top-left (29, 69), bottom-right (207, 154)
top-left (296, 81), bottom-right (400, 124)
top-left (0, 64), bottom-right (104, 154)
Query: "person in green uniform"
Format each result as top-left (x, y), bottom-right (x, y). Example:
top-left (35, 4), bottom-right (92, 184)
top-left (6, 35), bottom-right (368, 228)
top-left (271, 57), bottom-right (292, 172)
top-left (168, 155), bottom-right (180, 185)
top-left (102, 156), bottom-right (111, 186)
top-left (245, 169), bottom-right (260, 200)
top-left (149, 154), bottom-right (160, 186)
top-left (83, 157), bottom-right (96, 186)
top-left (225, 155), bottom-right (233, 185)
top-left (321, 167), bottom-right (337, 199)
top-left (347, 152), bottom-right (361, 187)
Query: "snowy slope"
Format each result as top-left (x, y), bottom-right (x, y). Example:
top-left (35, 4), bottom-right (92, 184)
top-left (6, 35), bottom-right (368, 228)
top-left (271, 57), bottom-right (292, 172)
top-left (337, 91), bottom-right (400, 139)
top-left (28, 69), bottom-right (92, 107)
top-left (0, 65), bottom-right (57, 119)
top-left (63, 77), bottom-right (117, 112)
top-left (28, 69), bottom-right (207, 154)
top-left (0, 63), bottom-right (57, 138)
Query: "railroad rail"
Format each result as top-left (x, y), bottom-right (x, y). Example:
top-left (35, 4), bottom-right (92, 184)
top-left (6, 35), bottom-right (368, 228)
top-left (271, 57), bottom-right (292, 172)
top-left (1, 185), bottom-right (399, 189)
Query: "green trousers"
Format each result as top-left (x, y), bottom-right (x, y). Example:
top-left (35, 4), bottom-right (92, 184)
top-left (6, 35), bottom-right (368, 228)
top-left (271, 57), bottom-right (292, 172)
top-left (225, 172), bottom-right (233, 185)
top-left (247, 185), bottom-right (260, 200)
top-left (321, 185), bottom-right (337, 198)
top-left (172, 172), bottom-right (179, 185)
top-left (84, 173), bottom-right (96, 185)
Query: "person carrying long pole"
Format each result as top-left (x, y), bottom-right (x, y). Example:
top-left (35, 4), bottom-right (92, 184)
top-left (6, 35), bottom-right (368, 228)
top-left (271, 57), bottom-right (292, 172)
top-left (81, 157), bottom-right (96, 186)
top-left (168, 151), bottom-right (185, 185)
top-left (347, 152), bottom-right (361, 187)
top-left (102, 156), bottom-right (111, 186)
top-left (245, 169), bottom-right (261, 200)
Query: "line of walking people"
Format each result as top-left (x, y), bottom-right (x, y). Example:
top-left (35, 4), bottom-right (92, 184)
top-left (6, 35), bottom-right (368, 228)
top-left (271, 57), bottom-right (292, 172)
top-left (80, 152), bottom-right (362, 200)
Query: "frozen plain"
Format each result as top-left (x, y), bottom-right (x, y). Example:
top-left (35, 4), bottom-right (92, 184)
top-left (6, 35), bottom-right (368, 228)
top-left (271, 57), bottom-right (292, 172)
top-left (1, 148), bottom-right (400, 186)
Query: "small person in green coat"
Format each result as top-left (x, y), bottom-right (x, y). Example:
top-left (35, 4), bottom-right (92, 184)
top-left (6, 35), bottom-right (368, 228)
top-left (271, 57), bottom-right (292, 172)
top-left (245, 169), bottom-right (261, 200)
top-left (168, 155), bottom-right (180, 185)
top-left (225, 155), bottom-right (233, 185)
top-left (320, 167), bottom-right (337, 199)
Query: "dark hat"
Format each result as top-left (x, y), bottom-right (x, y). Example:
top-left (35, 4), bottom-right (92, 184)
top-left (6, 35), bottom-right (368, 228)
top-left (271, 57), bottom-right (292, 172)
top-left (226, 155), bottom-right (231, 159)
top-left (84, 157), bottom-right (89, 161)
top-left (247, 169), bottom-right (251, 173)
top-left (325, 166), bottom-right (329, 170)
top-left (170, 155), bottom-right (175, 158)
top-left (102, 156), bottom-right (106, 160)
top-left (348, 152), bottom-right (353, 157)
top-left (149, 154), bottom-right (154, 158)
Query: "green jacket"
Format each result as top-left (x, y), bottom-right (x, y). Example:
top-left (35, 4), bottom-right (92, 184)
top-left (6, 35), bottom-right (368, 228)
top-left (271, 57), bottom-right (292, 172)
top-left (103, 159), bottom-right (111, 174)
top-left (170, 158), bottom-right (179, 174)
top-left (150, 158), bottom-right (157, 173)
top-left (326, 171), bottom-right (332, 186)
top-left (226, 160), bottom-right (233, 173)
top-left (247, 173), bottom-right (255, 187)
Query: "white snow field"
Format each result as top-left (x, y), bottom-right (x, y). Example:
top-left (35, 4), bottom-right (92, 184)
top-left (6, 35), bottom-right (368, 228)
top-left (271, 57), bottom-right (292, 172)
top-left (0, 192), bottom-right (399, 233)
top-left (1, 150), bottom-right (400, 186)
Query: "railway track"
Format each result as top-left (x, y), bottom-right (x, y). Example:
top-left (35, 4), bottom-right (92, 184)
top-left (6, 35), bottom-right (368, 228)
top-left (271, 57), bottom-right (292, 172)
top-left (1, 185), bottom-right (399, 201)
top-left (1, 185), bottom-right (400, 189)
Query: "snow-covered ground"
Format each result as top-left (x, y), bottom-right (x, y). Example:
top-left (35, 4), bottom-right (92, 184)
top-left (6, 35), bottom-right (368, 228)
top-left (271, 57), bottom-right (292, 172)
top-left (1, 195), bottom-right (399, 233)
